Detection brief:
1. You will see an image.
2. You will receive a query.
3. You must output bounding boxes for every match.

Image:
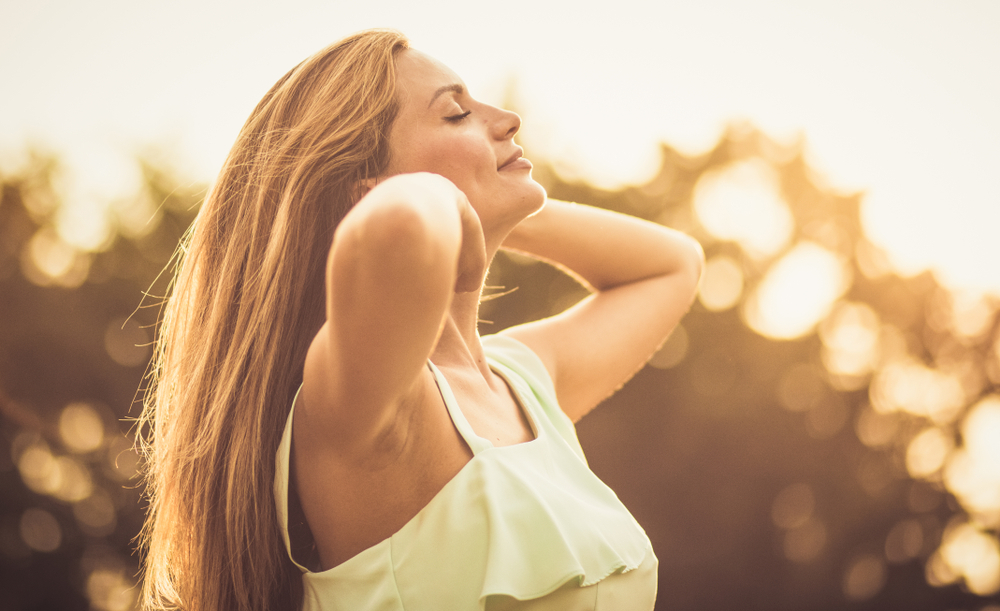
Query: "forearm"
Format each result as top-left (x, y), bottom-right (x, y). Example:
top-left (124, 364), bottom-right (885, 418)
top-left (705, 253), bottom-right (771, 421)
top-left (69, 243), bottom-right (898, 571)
top-left (502, 199), bottom-right (704, 292)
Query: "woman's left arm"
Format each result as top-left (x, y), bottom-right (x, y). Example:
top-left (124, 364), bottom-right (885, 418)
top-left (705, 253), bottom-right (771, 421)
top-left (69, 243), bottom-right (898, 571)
top-left (499, 199), bottom-right (704, 422)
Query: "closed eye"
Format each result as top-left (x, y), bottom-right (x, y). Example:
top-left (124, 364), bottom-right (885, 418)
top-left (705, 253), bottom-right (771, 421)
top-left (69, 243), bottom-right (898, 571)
top-left (445, 110), bottom-right (471, 123)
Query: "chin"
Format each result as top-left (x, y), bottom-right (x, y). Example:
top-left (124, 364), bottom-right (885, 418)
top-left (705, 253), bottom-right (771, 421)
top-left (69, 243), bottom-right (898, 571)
top-left (509, 184), bottom-right (546, 224)
top-left (524, 179), bottom-right (547, 212)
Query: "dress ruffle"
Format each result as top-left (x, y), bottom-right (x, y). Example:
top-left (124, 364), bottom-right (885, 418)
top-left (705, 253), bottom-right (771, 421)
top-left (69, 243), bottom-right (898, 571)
top-left (275, 335), bottom-right (656, 610)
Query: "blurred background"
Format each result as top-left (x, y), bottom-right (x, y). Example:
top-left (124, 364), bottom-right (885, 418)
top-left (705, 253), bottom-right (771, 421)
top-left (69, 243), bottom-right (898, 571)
top-left (1, 1), bottom-right (999, 609)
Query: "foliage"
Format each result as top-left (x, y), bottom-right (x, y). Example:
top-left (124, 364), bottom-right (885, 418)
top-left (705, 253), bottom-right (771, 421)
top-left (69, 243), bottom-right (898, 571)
top-left (1, 130), bottom-right (998, 609)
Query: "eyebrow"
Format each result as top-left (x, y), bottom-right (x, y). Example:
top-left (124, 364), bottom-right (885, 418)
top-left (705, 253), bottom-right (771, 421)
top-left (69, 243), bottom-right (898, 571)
top-left (427, 84), bottom-right (464, 109)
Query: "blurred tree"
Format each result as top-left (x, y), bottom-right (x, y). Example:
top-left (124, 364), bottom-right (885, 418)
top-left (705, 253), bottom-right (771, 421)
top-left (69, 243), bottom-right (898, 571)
top-left (1, 127), bottom-right (997, 610)
top-left (0, 153), bottom-right (200, 611)
top-left (484, 124), bottom-right (1000, 611)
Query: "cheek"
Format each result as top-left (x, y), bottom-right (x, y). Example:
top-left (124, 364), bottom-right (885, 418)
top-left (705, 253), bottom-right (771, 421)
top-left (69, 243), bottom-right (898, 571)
top-left (410, 135), bottom-right (491, 181)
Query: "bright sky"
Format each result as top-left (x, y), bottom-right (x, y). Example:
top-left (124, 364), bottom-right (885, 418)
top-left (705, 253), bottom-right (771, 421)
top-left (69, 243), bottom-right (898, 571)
top-left (2, 0), bottom-right (999, 294)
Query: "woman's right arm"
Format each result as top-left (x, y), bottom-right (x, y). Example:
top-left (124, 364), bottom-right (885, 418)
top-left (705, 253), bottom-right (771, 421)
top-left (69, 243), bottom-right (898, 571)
top-left (298, 173), bottom-right (484, 457)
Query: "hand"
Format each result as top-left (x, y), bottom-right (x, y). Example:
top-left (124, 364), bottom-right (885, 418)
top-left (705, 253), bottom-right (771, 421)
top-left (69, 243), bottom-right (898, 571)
top-left (368, 173), bottom-right (486, 293)
top-left (453, 189), bottom-right (487, 293)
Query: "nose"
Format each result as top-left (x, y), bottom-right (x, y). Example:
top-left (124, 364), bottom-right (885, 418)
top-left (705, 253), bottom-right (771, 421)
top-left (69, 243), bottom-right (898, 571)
top-left (492, 107), bottom-right (521, 140)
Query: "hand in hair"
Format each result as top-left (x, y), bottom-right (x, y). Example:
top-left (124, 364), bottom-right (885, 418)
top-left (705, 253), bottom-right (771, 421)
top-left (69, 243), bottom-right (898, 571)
top-left (301, 171), bottom-right (487, 455)
top-left (453, 188), bottom-right (486, 293)
top-left (363, 172), bottom-right (486, 293)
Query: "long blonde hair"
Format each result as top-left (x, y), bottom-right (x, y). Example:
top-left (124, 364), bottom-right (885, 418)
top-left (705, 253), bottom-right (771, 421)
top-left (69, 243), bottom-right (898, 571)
top-left (137, 29), bottom-right (409, 611)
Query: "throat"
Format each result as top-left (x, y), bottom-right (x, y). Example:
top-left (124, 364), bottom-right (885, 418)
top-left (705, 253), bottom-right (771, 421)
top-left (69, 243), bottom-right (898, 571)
top-left (451, 367), bottom-right (536, 447)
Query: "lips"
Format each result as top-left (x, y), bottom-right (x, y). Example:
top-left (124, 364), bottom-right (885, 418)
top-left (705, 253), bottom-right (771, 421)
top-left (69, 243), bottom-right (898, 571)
top-left (498, 147), bottom-right (531, 171)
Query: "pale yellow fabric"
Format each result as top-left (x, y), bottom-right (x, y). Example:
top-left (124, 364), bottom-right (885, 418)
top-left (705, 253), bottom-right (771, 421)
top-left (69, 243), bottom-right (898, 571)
top-left (274, 334), bottom-right (657, 610)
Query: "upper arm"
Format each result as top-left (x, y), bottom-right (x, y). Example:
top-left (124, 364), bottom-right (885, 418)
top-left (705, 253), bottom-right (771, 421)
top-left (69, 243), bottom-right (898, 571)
top-left (502, 237), bottom-right (703, 422)
top-left (300, 177), bottom-right (463, 453)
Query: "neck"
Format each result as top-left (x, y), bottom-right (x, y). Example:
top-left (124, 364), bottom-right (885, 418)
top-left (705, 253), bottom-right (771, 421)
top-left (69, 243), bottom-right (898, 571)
top-left (430, 242), bottom-right (502, 379)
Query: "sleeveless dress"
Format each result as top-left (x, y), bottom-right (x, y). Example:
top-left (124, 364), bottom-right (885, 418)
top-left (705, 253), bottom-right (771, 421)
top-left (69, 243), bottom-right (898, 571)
top-left (273, 334), bottom-right (657, 610)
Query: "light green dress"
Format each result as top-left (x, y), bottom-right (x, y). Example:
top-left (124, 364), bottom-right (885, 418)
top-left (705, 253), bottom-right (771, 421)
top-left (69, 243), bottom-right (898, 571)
top-left (273, 334), bottom-right (657, 610)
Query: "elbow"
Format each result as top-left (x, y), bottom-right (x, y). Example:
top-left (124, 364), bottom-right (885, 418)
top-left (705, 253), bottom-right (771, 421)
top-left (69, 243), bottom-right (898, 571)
top-left (686, 236), bottom-right (706, 290)
top-left (662, 232), bottom-right (704, 296)
top-left (329, 197), bottom-right (461, 290)
top-left (363, 201), bottom-right (444, 249)
top-left (653, 233), bottom-right (704, 311)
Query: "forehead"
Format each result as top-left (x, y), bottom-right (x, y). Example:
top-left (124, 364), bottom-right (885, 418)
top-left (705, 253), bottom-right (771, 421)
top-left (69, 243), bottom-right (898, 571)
top-left (394, 49), bottom-right (465, 109)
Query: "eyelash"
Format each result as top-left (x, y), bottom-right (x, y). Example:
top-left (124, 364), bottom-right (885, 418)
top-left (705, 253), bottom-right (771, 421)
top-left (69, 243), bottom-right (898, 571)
top-left (445, 110), bottom-right (471, 123)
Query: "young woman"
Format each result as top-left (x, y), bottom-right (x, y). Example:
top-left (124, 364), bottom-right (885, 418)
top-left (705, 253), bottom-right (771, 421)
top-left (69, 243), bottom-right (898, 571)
top-left (138, 29), bottom-right (703, 611)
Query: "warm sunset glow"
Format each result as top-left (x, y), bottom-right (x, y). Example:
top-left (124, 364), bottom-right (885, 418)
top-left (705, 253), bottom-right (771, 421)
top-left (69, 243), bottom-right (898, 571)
top-left (784, 519), bottom-right (827, 563)
top-left (2, 3), bottom-right (999, 608)
top-left (51, 456), bottom-right (93, 503)
top-left (86, 567), bottom-right (136, 611)
top-left (59, 402), bottom-right (105, 453)
top-left (19, 508), bottom-right (62, 553)
top-left (854, 406), bottom-right (901, 448)
top-left (943, 396), bottom-right (1000, 527)
top-left (743, 242), bottom-right (850, 340)
top-left (949, 292), bottom-right (996, 339)
top-left (869, 359), bottom-right (966, 424)
top-left (819, 301), bottom-right (881, 389)
top-left (698, 255), bottom-right (744, 311)
top-left (777, 363), bottom-right (827, 413)
top-left (693, 160), bottom-right (793, 260)
top-left (22, 227), bottom-right (90, 288)
top-left (17, 440), bottom-right (61, 496)
top-left (906, 427), bottom-right (954, 479)
top-left (884, 518), bottom-right (923, 564)
top-left (104, 317), bottom-right (152, 368)
top-left (933, 521), bottom-right (1000, 596)
top-left (842, 554), bottom-right (887, 602)
top-left (73, 489), bottom-right (117, 537)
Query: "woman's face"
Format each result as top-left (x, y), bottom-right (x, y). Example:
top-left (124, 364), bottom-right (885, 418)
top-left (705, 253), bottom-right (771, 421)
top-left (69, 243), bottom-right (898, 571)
top-left (383, 49), bottom-right (546, 233)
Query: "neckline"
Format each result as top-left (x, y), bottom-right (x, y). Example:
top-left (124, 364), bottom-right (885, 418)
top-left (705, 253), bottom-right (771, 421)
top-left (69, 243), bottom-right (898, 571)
top-left (427, 360), bottom-right (541, 455)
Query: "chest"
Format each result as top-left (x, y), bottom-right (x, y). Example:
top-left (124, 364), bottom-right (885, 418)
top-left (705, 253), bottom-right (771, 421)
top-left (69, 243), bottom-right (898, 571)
top-left (293, 368), bottom-right (533, 569)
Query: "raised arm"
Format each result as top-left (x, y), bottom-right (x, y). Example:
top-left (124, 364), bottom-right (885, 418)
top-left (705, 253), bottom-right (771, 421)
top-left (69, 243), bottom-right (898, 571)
top-left (300, 173), bottom-right (485, 455)
top-left (500, 199), bottom-right (703, 422)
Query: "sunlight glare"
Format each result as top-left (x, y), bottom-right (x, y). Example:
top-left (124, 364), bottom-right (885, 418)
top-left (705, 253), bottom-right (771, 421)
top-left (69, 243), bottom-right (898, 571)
top-left (820, 301), bottom-right (880, 389)
top-left (17, 441), bottom-right (62, 496)
top-left (937, 521), bottom-right (1000, 596)
top-left (943, 395), bottom-right (1000, 527)
top-left (869, 359), bottom-right (965, 424)
top-left (949, 291), bottom-right (996, 340)
top-left (744, 242), bottom-right (850, 340)
top-left (59, 402), bottom-right (105, 453)
top-left (693, 159), bottom-right (794, 259)
top-left (52, 456), bottom-right (93, 503)
top-left (22, 227), bottom-right (91, 288)
top-left (87, 566), bottom-right (137, 611)
top-left (906, 427), bottom-right (954, 479)
top-left (855, 406), bottom-right (901, 448)
top-left (990, 334), bottom-right (1000, 385)
top-left (697, 255), bottom-right (744, 311)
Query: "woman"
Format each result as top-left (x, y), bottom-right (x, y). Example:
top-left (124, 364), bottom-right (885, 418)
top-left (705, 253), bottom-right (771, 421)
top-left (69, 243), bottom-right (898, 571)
top-left (138, 29), bottom-right (703, 611)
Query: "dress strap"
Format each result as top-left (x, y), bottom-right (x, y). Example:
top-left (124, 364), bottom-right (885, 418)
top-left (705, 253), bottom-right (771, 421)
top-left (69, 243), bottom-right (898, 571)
top-left (427, 361), bottom-right (493, 455)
